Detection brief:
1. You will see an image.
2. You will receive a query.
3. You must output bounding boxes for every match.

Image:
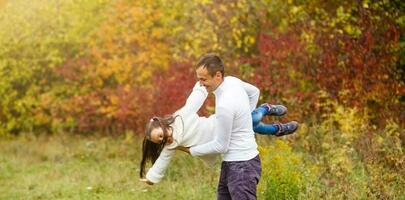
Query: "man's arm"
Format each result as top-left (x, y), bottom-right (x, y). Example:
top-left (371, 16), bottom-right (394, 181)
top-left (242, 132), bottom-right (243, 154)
top-left (176, 146), bottom-right (190, 154)
top-left (189, 106), bottom-right (234, 156)
top-left (240, 81), bottom-right (260, 111)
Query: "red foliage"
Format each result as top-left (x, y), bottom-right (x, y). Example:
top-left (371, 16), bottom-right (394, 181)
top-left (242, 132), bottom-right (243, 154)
top-left (59, 86), bottom-right (153, 134)
top-left (150, 62), bottom-right (213, 117)
top-left (54, 57), bottom-right (215, 135)
top-left (245, 5), bottom-right (403, 125)
top-left (245, 28), bottom-right (317, 123)
top-left (311, 7), bottom-right (403, 123)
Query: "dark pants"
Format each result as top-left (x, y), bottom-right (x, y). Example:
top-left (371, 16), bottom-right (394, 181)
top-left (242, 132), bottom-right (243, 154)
top-left (217, 155), bottom-right (262, 200)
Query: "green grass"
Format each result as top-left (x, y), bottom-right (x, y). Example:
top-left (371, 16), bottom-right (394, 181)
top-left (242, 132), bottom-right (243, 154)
top-left (0, 133), bottom-right (219, 199)
top-left (2, 132), bottom-right (403, 200)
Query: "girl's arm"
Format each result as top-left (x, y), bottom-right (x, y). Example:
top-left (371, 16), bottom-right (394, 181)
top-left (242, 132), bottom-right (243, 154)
top-left (140, 178), bottom-right (154, 185)
top-left (178, 82), bottom-right (208, 115)
top-left (145, 147), bottom-right (175, 184)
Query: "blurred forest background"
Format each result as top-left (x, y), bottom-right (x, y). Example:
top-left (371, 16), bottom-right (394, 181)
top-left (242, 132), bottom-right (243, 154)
top-left (0, 0), bottom-right (403, 199)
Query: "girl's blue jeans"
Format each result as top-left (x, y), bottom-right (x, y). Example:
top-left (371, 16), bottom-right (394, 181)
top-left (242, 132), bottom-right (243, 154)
top-left (251, 104), bottom-right (279, 135)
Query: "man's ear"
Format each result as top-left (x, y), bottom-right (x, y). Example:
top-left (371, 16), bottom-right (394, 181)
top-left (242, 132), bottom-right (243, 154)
top-left (215, 71), bottom-right (222, 79)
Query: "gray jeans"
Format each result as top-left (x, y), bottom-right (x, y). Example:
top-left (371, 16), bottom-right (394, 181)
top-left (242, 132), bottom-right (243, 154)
top-left (217, 155), bottom-right (262, 200)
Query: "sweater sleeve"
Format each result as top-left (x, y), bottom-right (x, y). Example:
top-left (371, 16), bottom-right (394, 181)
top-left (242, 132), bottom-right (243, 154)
top-left (177, 82), bottom-right (208, 115)
top-left (240, 81), bottom-right (260, 112)
top-left (145, 147), bottom-right (175, 184)
top-left (189, 105), bottom-right (233, 156)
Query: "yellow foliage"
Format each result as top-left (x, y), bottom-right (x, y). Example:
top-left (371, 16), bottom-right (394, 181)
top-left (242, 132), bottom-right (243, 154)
top-left (86, 0), bottom-right (174, 87)
top-left (258, 139), bottom-right (316, 199)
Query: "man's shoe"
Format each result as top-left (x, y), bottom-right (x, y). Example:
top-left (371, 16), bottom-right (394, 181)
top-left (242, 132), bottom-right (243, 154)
top-left (275, 121), bottom-right (299, 136)
top-left (262, 103), bottom-right (287, 116)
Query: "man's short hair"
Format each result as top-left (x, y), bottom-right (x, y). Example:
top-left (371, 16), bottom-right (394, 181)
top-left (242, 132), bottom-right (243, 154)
top-left (195, 53), bottom-right (224, 77)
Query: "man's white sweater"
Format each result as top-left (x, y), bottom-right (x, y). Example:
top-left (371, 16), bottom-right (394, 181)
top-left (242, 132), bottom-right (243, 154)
top-left (190, 76), bottom-right (259, 161)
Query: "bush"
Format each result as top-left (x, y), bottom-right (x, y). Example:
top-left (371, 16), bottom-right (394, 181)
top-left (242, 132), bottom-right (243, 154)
top-left (258, 140), bottom-right (316, 200)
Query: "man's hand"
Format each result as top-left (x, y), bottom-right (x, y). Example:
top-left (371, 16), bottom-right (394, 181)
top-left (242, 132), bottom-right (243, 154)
top-left (176, 146), bottom-right (191, 154)
top-left (140, 178), bottom-right (154, 185)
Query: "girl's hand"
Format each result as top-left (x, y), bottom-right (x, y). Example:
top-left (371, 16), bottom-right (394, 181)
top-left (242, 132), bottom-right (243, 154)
top-left (176, 146), bottom-right (190, 154)
top-left (140, 178), bottom-right (154, 185)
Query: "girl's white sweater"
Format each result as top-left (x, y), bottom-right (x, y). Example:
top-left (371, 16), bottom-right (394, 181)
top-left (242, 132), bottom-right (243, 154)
top-left (145, 83), bottom-right (217, 184)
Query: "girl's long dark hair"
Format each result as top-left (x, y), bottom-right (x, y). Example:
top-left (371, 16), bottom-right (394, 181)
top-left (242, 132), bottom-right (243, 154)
top-left (139, 115), bottom-right (176, 178)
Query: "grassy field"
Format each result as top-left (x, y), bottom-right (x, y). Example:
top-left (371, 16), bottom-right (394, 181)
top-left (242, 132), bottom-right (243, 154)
top-left (1, 131), bottom-right (403, 200)
top-left (0, 133), bottom-right (221, 199)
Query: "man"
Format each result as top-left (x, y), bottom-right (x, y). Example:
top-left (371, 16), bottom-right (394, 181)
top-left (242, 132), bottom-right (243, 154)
top-left (178, 53), bottom-right (262, 199)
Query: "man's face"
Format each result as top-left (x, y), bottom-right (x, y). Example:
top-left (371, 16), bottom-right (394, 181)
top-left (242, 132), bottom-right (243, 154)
top-left (196, 66), bottom-right (222, 92)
